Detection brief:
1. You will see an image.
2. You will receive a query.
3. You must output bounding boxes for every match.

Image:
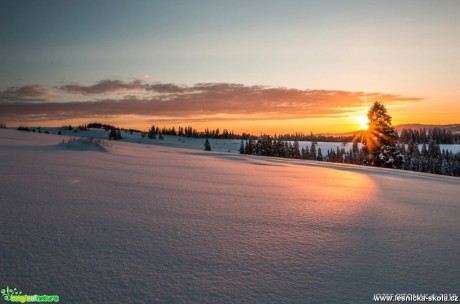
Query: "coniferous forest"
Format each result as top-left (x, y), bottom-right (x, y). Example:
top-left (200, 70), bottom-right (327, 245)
top-left (239, 102), bottom-right (460, 177)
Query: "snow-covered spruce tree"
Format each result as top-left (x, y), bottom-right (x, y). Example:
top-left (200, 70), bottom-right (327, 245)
top-left (255, 136), bottom-right (273, 156)
top-left (147, 125), bottom-right (156, 139)
top-left (365, 101), bottom-right (404, 168)
top-left (108, 129), bottom-right (122, 140)
top-left (239, 139), bottom-right (245, 154)
top-left (245, 137), bottom-right (255, 155)
top-left (309, 142), bottom-right (317, 160)
top-left (317, 148), bottom-right (323, 161)
top-left (292, 139), bottom-right (301, 159)
top-left (109, 129), bottom-right (117, 140)
top-left (204, 138), bottom-right (211, 151)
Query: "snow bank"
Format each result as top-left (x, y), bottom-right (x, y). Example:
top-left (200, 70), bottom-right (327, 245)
top-left (1, 129), bottom-right (459, 303)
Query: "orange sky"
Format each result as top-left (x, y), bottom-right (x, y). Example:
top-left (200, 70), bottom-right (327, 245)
top-left (4, 97), bottom-right (458, 135)
top-left (3, 80), bottom-right (453, 135)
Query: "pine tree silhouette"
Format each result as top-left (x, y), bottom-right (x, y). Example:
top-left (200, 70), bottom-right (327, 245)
top-left (204, 138), bottom-right (211, 151)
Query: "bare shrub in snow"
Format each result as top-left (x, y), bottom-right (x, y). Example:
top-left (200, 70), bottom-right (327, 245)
top-left (60, 136), bottom-right (112, 149)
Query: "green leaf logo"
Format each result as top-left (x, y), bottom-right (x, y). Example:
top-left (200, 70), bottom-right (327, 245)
top-left (1, 287), bottom-right (22, 302)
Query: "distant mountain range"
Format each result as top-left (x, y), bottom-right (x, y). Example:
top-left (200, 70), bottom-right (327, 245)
top-left (324, 124), bottom-right (460, 137)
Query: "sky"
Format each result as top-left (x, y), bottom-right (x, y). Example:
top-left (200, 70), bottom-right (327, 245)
top-left (1, 0), bottom-right (459, 134)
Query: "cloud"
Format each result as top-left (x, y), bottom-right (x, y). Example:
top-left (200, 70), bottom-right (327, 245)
top-left (0, 85), bottom-right (54, 102)
top-left (59, 79), bottom-right (145, 95)
top-left (144, 83), bottom-right (189, 94)
top-left (0, 81), bottom-right (422, 123)
top-left (59, 79), bottom-right (189, 94)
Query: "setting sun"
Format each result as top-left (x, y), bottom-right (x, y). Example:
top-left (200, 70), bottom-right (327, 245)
top-left (356, 115), bottom-right (370, 130)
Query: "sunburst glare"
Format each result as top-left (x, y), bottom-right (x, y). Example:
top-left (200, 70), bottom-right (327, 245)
top-left (356, 115), bottom-right (370, 130)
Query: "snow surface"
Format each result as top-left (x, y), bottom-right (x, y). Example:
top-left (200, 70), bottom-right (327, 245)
top-left (1, 129), bottom-right (459, 303)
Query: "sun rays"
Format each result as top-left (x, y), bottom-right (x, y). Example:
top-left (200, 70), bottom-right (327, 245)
top-left (352, 125), bottom-right (391, 154)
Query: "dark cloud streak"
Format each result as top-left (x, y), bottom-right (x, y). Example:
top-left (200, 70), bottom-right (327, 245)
top-left (0, 85), bottom-right (54, 102)
top-left (1, 81), bottom-right (422, 123)
top-left (59, 79), bottom-right (145, 95)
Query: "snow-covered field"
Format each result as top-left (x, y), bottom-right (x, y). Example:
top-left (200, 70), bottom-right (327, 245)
top-left (1, 129), bottom-right (459, 303)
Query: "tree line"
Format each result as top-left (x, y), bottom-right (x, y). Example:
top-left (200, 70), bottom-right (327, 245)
top-left (276, 132), bottom-right (353, 143)
top-left (155, 125), bottom-right (246, 139)
top-left (239, 102), bottom-right (460, 177)
top-left (399, 127), bottom-right (460, 144)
